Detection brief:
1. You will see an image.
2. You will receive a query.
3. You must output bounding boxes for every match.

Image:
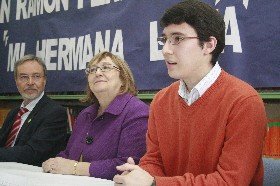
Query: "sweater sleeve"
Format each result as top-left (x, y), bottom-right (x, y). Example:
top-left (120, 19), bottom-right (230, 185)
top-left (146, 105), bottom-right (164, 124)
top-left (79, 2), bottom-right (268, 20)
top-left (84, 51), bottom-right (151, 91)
top-left (144, 95), bottom-right (267, 185)
top-left (139, 100), bottom-right (166, 176)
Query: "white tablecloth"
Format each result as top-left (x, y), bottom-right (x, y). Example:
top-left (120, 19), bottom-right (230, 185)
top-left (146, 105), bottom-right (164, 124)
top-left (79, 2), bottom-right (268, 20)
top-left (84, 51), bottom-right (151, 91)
top-left (0, 162), bottom-right (114, 186)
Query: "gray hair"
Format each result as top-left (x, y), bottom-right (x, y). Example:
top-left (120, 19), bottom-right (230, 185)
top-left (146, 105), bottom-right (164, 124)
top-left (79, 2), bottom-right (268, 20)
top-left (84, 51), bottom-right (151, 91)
top-left (14, 54), bottom-right (47, 78)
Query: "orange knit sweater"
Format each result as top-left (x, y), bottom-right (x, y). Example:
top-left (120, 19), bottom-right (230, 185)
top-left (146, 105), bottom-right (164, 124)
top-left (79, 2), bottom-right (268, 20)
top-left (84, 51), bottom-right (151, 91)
top-left (140, 71), bottom-right (267, 186)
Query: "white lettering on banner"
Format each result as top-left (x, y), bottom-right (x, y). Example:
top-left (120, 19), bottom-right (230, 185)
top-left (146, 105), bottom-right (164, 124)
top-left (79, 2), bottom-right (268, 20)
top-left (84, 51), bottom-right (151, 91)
top-left (7, 43), bottom-right (25, 71)
top-left (3, 30), bottom-right (9, 46)
top-left (94, 30), bottom-right (124, 59)
top-left (0, 0), bottom-right (11, 23)
top-left (111, 29), bottom-right (123, 59)
top-left (58, 38), bottom-right (71, 70)
top-left (95, 30), bottom-right (111, 54)
top-left (45, 39), bottom-right (58, 70)
top-left (16, 0), bottom-right (27, 20)
top-left (83, 34), bottom-right (93, 69)
top-left (215, 0), bottom-right (249, 9)
top-left (36, 39), bottom-right (46, 61)
top-left (224, 6), bottom-right (242, 53)
top-left (37, 36), bottom-right (86, 71)
top-left (32, 30), bottom-right (123, 71)
top-left (27, 0), bottom-right (36, 18)
top-left (77, 0), bottom-right (83, 9)
top-left (91, 0), bottom-right (122, 7)
top-left (57, 37), bottom-right (84, 70)
top-left (16, 0), bottom-right (69, 20)
top-left (69, 36), bottom-right (84, 70)
top-left (150, 21), bottom-right (163, 61)
top-left (44, 0), bottom-right (68, 13)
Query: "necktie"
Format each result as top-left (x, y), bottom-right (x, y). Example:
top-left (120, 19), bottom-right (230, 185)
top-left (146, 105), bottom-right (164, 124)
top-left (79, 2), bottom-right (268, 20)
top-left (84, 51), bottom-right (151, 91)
top-left (5, 107), bottom-right (29, 147)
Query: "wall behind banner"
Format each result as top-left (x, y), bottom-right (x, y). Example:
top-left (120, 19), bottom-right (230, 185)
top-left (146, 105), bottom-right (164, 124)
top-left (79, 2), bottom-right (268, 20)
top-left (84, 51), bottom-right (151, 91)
top-left (0, 0), bottom-right (279, 94)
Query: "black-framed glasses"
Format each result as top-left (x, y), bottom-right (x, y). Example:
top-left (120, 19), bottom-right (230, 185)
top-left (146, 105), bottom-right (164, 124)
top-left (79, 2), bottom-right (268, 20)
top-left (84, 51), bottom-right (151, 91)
top-left (85, 65), bottom-right (120, 74)
top-left (18, 74), bottom-right (44, 83)
top-left (157, 34), bottom-right (199, 46)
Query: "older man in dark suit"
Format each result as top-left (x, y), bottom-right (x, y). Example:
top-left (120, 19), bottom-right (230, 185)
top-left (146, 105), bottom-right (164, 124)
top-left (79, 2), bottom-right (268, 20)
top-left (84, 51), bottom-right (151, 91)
top-left (0, 54), bottom-right (68, 166)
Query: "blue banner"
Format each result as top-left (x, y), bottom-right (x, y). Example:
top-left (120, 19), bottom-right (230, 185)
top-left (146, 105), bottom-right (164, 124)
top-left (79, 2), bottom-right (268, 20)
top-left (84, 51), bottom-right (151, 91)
top-left (0, 0), bottom-right (279, 93)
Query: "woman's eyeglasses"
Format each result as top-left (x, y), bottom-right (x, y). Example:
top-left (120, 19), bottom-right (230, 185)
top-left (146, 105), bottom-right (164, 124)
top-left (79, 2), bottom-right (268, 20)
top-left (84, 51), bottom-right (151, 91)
top-left (85, 65), bottom-right (120, 74)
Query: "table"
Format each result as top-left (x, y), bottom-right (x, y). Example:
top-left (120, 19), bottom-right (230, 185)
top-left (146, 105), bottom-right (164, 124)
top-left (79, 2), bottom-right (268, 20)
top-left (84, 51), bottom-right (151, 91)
top-left (0, 162), bottom-right (114, 186)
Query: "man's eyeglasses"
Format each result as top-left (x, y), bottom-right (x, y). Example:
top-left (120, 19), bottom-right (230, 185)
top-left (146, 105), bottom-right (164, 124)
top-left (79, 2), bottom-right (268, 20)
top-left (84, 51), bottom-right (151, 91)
top-left (18, 74), bottom-right (44, 83)
top-left (85, 65), bottom-right (120, 74)
top-left (157, 34), bottom-right (199, 46)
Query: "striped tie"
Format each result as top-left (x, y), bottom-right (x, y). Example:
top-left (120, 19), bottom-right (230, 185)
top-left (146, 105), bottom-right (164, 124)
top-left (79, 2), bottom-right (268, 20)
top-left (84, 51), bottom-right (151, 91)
top-left (5, 107), bottom-right (29, 147)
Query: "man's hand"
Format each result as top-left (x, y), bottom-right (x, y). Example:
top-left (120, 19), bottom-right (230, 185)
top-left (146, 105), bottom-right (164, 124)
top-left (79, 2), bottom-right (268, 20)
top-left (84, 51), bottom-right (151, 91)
top-left (114, 157), bottom-right (154, 186)
top-left (42, 157), bottom-right (77, 175)
top-left (120, 157), bottom-right (135, 176)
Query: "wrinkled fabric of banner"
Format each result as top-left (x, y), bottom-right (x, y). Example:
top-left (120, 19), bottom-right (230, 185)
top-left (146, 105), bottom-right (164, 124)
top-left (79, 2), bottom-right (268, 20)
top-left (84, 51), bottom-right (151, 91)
top-left (0, 0), bottom-right (279, 93)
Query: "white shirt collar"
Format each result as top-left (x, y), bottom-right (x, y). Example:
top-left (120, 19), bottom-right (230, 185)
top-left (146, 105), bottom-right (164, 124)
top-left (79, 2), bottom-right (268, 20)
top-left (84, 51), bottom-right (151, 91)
top-left (11, 92), bottom-right (45, 147)
top-left (178, 63), bottom-right (221, 105)
top-left (21, 91), bottom-right (44, 111)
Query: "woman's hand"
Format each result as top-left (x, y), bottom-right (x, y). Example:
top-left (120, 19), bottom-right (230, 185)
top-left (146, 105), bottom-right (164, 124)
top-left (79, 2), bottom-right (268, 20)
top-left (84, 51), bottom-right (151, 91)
top-left (42, 157), bottom-right (77, 175)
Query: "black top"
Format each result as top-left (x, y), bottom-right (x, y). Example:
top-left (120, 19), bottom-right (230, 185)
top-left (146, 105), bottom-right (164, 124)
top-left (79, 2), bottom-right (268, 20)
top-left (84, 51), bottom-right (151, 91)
top-left (0, 94), bottom-right (68, 166)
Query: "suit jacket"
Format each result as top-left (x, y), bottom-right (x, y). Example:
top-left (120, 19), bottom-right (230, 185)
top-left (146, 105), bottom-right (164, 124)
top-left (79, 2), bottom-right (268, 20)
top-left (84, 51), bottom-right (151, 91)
top-left (0, 94), bottom-right (68, 166)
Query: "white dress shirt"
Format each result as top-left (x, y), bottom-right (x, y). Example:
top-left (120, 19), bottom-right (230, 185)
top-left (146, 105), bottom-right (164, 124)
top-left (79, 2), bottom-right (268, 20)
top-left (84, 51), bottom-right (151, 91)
top-left (11, 92), bottom-right (44, 147)
top-left (178, 63), bottom-right (221, 106)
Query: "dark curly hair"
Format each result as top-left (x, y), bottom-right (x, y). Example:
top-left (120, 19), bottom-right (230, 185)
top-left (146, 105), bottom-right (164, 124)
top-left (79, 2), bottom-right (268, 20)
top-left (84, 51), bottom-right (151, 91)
top-left (160, 0), bottom-right (225, 66)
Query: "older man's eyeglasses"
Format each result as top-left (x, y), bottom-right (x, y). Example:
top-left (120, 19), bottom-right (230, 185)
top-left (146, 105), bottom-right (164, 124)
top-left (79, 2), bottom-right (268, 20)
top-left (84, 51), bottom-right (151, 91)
top-left (157, 34), bottom-right (199, 46)
top-left (18, 74), bottom-right (44, 83)
top-left (85, 65), bottom-right (120, 74)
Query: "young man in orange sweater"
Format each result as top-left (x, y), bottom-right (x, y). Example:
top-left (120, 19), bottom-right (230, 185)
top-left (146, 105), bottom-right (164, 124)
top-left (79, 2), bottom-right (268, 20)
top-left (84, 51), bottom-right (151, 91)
top-left (114, 0), bottom-right (267, 185)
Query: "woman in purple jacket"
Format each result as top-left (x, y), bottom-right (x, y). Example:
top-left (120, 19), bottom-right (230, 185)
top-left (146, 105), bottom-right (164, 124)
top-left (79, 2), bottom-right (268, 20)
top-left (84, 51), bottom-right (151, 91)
top-left (42, 51), bottom-right (149, 180)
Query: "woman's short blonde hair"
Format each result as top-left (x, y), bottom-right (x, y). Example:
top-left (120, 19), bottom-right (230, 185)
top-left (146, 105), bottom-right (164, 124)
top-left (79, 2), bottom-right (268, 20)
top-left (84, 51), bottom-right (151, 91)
top-left (81, 51), bottom-right (137, 103)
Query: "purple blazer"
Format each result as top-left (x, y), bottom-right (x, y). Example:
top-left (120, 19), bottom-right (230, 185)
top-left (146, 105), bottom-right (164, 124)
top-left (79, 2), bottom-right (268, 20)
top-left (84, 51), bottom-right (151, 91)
top-left (57, 93), bottom-right (149, 180)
